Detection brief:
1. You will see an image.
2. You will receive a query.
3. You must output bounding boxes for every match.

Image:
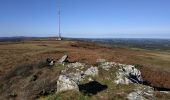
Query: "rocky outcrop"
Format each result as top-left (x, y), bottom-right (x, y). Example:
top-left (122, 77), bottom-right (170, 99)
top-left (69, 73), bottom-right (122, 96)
top-left (55, 57), bottom-right (169, 99)
top-left (56, 58), bottom-right (142, 93)
top-left (115, 64), bottom-right (143, 84)
top-left (57, 75), bottom-right (79, 92)
top-left (97, 60), bottom-right (143, 84)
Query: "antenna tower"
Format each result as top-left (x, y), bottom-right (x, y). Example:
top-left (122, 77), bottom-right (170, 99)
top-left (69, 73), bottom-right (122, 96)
top-left (57, 0), bottom-right (61, 40)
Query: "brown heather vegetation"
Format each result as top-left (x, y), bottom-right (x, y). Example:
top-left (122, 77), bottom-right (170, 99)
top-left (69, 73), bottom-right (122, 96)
top-left (0, 40), bottom-right (170, 99)
top-left (140, 66), bottom-right (170, 90)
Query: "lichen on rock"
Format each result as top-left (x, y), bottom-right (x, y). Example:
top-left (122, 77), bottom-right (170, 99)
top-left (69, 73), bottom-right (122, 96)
top-left (57, 75), bottom-right (79, 93)
top-left (84, 66), bottom-right (98, 77)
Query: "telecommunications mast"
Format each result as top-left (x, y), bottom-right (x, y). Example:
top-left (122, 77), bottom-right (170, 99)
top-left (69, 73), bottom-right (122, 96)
top-left (57, 0), bottom-right (62, 40)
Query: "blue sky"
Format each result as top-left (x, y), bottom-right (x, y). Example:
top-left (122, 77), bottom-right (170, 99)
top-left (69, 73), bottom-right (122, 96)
top-left (0, 0), bottom-right (170, 38)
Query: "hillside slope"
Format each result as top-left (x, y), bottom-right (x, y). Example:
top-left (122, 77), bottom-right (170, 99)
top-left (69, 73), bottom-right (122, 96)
top-left (0, 40), bottom-right (170, 100)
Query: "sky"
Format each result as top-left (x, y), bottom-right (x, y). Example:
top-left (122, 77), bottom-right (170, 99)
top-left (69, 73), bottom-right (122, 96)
top-left (0, 0), bottom-right (170, 38)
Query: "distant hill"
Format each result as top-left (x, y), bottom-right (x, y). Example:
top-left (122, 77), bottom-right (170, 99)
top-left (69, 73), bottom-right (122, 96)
top-left (81, 38), bottom-right (170, 51)
top-left (0, 37), bottom-right (58, 42)
top-left (0, 37), bottom-right (37, 42)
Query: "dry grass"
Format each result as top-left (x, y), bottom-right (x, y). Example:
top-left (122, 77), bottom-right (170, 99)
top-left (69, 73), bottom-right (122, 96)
top-left (140, 66), bottom-right (170, 90)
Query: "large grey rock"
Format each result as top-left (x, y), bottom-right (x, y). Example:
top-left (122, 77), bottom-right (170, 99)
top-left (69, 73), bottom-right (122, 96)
top-left (57, 75), bottom-right (79, 92)
top-left (58, 55), bottom-right (68, 63)
top-left (85, 66), bottom-right (98, 77)
top-left (127, 85), bottom-right (154, 100)
top-left (115, 64), bottom-right (143, 84)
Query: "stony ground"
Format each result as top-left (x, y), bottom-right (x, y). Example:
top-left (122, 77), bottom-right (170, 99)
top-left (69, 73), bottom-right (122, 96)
top-left (0, 40), bottom-right (170, 100)
top-left (38, 59), bottom-right (170, 100)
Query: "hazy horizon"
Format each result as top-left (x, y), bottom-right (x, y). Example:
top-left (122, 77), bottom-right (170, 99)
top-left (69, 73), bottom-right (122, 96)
top-left (0, 0), bottom-right (170, 38)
